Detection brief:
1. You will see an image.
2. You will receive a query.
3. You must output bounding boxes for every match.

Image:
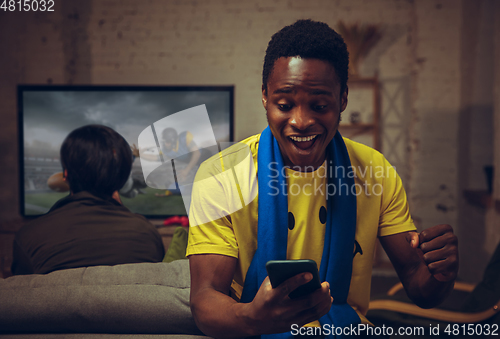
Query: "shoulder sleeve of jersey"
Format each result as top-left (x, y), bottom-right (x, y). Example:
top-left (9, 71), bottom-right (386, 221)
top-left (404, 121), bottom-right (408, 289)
top-left (377, 155), bottom-right (416, 236)
top-left (186, 137), bottom-right (259, 258)
top-left (186, 156), bottom-right (238, 258)
top-left (343, 138), bottom-right (416, 237)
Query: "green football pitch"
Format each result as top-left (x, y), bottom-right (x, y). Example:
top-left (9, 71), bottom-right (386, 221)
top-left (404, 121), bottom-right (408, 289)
top-left (24, 187), bottom-right (187, 217)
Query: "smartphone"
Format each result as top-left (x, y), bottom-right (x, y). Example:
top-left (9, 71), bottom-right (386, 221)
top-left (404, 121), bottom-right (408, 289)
top-left (265, 259), bottom-right (322, 299)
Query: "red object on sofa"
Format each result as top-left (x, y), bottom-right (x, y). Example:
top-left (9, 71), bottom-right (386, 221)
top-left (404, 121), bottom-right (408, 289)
top-left (163, 216), bottom-right (189, 227)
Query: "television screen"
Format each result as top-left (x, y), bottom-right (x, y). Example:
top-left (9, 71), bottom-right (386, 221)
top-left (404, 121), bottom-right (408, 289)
top-left (19, 85), bottom-right (234, 218)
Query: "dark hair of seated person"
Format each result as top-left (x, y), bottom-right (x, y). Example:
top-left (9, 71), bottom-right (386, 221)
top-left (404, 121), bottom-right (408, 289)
top-left (60, 124), bottom-right (132, 198)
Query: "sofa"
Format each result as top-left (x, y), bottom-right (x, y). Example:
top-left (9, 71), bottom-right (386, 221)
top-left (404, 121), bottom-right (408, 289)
top-left (0, 259), bottom-right (210, 339)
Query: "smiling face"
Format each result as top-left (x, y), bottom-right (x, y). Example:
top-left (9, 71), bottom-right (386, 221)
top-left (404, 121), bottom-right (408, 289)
top-left (263, 57), bottom-right (348, 171)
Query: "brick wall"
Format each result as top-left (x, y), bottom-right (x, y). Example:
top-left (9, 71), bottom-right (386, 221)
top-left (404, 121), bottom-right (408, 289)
top-left (0, 0), bottom-right (498, 280)
top-left (485, 0), bottom-right (500, 256)
top-left (408, 0), bottom-right (461, 231)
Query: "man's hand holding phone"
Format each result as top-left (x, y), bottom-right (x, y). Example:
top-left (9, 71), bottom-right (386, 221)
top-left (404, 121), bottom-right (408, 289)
top-left (239, 260), bottom-right (332, 335)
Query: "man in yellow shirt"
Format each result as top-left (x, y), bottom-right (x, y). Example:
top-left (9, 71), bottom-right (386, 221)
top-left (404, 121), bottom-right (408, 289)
top-left (187, 19), bottom-right (458, 338)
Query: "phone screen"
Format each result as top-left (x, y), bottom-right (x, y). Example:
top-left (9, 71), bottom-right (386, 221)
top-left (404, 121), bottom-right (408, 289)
top-left (265, 259), bottom-right (322, 299)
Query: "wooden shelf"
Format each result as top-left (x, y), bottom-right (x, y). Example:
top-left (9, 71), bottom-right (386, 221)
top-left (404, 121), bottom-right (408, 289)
top-left (339, 124), bottom-right (375, 140)
top-left (344, 77), bottom-right (381, 150)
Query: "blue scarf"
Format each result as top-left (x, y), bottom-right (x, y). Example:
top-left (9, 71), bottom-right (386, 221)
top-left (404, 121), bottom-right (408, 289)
top-left (240, 127), bottom-right (360, 338)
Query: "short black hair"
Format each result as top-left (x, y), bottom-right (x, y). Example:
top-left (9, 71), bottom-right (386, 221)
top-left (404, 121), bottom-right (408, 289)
top-left (262, 19), bottom-right (349, 95)
top-left (162, 127), bottom-right (178, 144)
top-left (60, 125), bottom-right (132, 198)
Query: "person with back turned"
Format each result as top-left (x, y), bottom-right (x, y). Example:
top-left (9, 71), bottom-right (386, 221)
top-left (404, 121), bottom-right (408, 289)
top-left (12, 124), bottom-right (165, 275)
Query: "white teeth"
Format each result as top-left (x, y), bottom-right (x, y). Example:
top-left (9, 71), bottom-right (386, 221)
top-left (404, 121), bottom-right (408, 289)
top-left (290, 135), bottom-right (317, 142)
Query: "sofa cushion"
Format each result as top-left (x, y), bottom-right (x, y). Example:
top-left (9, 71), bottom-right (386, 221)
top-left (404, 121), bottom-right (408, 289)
top-left (0, 260), bottom-right (204, 335)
